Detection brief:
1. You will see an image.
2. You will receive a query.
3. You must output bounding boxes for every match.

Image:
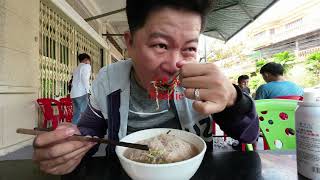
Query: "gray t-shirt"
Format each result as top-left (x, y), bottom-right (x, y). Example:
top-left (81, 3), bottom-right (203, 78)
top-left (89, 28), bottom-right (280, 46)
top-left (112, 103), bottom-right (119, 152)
top-left (127, 70), bottom-right (181, 134)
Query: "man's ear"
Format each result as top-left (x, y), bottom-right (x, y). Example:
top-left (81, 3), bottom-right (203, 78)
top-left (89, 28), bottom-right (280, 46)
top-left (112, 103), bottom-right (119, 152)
top-left (124, 31), bottom-right (133, 48)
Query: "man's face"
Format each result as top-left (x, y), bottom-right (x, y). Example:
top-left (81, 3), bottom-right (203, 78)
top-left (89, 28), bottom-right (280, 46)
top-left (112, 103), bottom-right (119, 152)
top-left (83, 59), bottom-right (91, 65)
top-left (125, 8), bottom-right (201, 89)
top-left (239, 79), bottom-right (249, 88)
top-left (261, 73), bottom-right (270, 82)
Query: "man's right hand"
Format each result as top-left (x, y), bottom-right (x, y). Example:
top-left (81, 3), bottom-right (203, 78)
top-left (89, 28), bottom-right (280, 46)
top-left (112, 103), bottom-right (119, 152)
top-left (32, 123), bottom-right (96, 175)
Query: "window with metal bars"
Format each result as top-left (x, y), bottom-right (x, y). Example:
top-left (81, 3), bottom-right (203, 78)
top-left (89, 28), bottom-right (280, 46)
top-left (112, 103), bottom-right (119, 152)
top-left (39, 1), bottom-right (101, 98)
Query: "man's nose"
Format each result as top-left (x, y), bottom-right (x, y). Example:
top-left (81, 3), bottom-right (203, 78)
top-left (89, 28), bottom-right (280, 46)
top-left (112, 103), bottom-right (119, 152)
top-left (164, 51), bottom-right (183, 73)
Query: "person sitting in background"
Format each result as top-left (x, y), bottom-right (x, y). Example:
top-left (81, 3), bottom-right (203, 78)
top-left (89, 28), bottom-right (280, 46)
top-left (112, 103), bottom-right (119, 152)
top-left (255, 62), bottom-right (303, 100)
top-left (237, 75), bottom-right (250, 95)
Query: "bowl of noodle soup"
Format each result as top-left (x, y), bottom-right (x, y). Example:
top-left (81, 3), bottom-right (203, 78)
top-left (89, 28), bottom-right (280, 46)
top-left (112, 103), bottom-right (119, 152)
top-left (115, 128), bottom-right (207, 180)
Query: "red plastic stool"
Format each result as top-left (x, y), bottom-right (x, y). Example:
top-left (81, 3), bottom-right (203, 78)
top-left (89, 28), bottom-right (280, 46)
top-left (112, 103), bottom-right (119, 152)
top-left (274, 96), bottom-right (303, 101)
top-left (60, 97), bottom-right (73, 123)
top-left (37, 98), bottom-right (63, 129)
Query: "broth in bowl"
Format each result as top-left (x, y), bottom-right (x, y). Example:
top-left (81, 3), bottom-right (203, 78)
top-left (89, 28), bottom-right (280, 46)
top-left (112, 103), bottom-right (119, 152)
top-left (124, 133), bottom-right (198, 164)
top-left (115, 128), bottom-right (206, 180)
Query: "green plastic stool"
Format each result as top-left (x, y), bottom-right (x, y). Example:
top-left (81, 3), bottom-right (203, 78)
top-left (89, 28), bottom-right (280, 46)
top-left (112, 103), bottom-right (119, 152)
top-left (245, 144), bottom-right (254, 151)
top-left (255, 99), bottom-right (298, 150)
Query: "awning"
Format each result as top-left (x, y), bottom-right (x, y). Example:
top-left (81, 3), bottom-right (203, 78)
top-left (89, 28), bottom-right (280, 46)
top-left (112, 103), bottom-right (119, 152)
top-left (82, 0), bottom-right (279, 43)
top-left (204, 0), bottom-right (278, 41)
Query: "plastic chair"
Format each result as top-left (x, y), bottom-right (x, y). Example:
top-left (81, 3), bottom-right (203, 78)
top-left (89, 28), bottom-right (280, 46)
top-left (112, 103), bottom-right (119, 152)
top-left (212, 120), bottom-right (253, 152)
top-left (60, 97), bottom-right (73, 123)
top-left (255, 99), bottom-right (298, 150)
top-left (274, 95), bottom-right (303, 101)
top-left (37, 98), bottom-right (63, 129)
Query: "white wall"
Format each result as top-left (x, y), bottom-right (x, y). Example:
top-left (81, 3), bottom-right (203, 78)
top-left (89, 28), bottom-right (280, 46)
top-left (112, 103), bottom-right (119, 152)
top-left (0, 0), bottom-right (40, 152)
top-left (0, 0), bottom-right (115, 155)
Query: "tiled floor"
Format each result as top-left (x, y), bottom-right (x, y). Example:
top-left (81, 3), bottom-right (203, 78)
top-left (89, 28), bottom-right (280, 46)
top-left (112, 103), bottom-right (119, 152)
top-left (0, 144), bottom-right (108, 161)
top-left (0, 145), bottom-right (34, 161)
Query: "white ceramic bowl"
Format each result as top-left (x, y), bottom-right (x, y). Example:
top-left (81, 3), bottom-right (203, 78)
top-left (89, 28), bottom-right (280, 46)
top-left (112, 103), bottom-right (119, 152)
top-left (115, 128), bottom-right (207, 180)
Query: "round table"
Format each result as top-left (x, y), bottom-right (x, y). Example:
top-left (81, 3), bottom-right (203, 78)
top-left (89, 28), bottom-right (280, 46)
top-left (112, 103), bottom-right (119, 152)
top-left (61, 151), bottom-right (304, 180)
top-left (0, 150), bottom-right (308, 180)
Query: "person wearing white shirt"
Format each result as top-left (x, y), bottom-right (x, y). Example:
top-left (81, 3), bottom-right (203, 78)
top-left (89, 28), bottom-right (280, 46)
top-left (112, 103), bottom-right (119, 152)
top-left (70, 53), bottom-right (91, 124)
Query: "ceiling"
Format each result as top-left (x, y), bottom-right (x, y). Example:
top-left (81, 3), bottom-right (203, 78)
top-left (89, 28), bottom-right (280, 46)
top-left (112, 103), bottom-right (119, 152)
top-left (82, 0), bottom-right (127, 32)
top-left (82, 0), bottom-right (278, 42)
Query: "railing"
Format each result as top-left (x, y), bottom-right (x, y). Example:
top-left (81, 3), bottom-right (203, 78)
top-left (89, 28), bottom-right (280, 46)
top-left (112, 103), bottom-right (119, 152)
top-left (297, 46), bottom-right (320, 58)
top-left (252, 23), bottom-right (320, 49)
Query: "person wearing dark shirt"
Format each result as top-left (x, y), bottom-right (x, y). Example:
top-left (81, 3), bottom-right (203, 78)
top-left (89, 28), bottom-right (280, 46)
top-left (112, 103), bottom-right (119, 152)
top-left (237, 75), bottom-right (251, 95)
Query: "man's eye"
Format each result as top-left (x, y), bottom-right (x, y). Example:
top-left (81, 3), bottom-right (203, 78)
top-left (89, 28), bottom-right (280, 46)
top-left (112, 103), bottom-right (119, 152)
top-left (186, 47), bottom-right (197, 52)
top-left (154, 44), bottom-right (168, 49)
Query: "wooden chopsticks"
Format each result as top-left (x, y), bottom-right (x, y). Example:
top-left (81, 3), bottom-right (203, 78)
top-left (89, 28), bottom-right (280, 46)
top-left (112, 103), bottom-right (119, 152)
top-left (16, 128), bottom-right (149, 151)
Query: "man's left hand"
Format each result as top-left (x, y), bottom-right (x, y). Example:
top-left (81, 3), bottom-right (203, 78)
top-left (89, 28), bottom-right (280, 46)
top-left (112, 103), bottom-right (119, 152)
top-left (179, 62), bottom-right (237, 115)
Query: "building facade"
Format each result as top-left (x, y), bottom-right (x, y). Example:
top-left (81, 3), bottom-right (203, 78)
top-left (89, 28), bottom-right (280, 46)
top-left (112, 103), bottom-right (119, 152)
top-left (214, 0), bottom-right (320, 78)
top-left (248, 0), bottom-right (320, 59)
top-left (0, 0), bottom-right (124, 155)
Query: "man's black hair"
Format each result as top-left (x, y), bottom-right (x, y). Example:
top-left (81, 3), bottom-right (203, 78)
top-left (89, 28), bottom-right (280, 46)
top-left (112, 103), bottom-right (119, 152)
top-left (126, 0), bottom-right (213, 34)
top-left (78, 53), bottom-right (91, 63)
top-left (260, 62), bottom-right (284, 76)
top-left (238, 75), bottom-right (249, 84)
